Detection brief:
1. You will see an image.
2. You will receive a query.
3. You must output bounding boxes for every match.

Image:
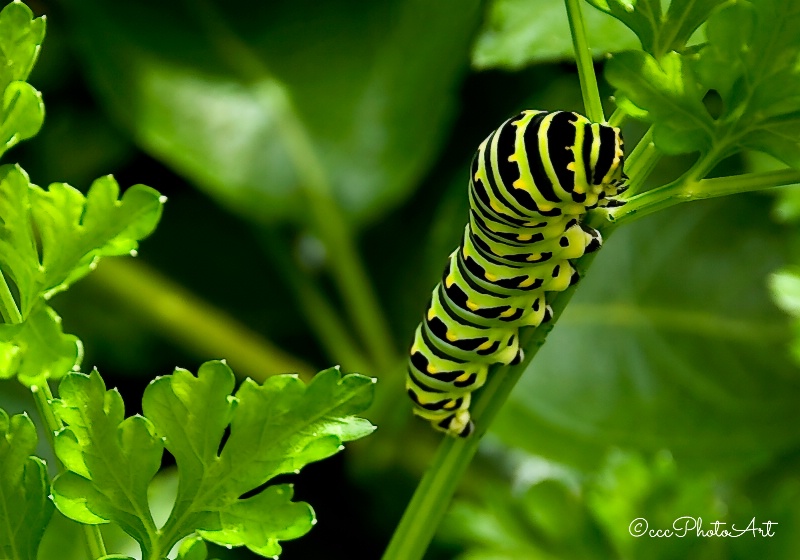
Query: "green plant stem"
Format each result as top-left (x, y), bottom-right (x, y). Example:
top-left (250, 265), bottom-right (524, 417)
top-left (0, 269), bottom-right (22, 324)
top-left (607, 106), bottom-right (626, 127)
top-left (622, 127), bottom-right (661, 197)
top-left (259, 231), bottom-right (372, 374)
top-left (188, 0), bottom-right (398, 375)
top-left (565, 0), bottom-right (605, 123)
top-left (30, 382), bottom-right (108, 559)
top-left (611, 168), bottom-right (800, 225)
top-left (88, 258), bottom-right (316, 381)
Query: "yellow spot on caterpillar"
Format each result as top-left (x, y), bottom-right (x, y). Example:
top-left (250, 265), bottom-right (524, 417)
top-left (446, 331), bottom-right (457, 342)
top-left (455, 373), bottom-right (471, 382)
top-left (485, 271), bottom-right (498, 282)
top-left (528, 253), bottom-right (541, 261)
top-left (539, 204), bottom-right (552, 212)
top-left (477, 340), bottom-right (493, 350)
top-left (445, 273), bottom-right (455, 287)
top-left (411, 342), bottom-right (419, 354)
top-left (427, 364), bottom-right (438, 374)
top-left (490, 199), bottom-right (503, 213)
top-left (574, 185), bottom-right (585, 194)
top-left (499, 308), bottom-right (516, 318)
top-left (517, 233), bottom-right (532, 241)
top-left (508, 154), bottom-right (518, 162)
top-left (444, 400), bottom-right (457, 410)
top-left (566, 162), bottom-right (576, 171)
top-left (512, 179), bottom-right (526, 190)
top-left (518, 277), bottom-right (535, 287)
top-left (427, 308), bottom-right (436, 321)
top-left (466, 301), bottom-right (479, 311)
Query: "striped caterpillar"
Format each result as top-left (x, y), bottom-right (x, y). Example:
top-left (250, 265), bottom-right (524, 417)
top-left (406, 110), bottom-right (626, 437)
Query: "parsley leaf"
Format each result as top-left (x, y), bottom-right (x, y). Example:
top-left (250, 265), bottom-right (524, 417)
top-left (0, 1), bottom-right (45, 159)
top-left (50, 361), bottom-right (375, 558)
top-left (0, 409), bottom-right (54, 560)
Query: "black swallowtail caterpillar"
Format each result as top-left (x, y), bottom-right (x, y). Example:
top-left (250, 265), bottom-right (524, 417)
top-left (406, 110), bottom-right (627, 437)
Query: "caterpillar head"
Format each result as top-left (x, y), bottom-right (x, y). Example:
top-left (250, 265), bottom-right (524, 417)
top-left (586, 122), bottom-right (627, 197)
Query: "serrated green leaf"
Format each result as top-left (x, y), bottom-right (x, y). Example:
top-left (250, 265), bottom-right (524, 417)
top-left (702, 0), bottom-right (800, 167)
top-left (51, 371), bottom-right (163, 552)
top-left (493, 195), bottom-right (799, 473)
top-left (0, 305), bottom-right (81, 386)
top-left (587, 0), bottom-right (725, 58)
top-left (0, 164), bottom-right (164, 319)
top-left (61, 0), bottom-right (482, 228)
top-left (606, 50), bottom-right (713, 153)
top-left (198, 485), bottom-right (314, 558)
top-left (471, 0), bottom-right (638, 70)
top-left (0, 409), bottom-right (54, 560)
top-left (142, 361), bottom-right (375, 556)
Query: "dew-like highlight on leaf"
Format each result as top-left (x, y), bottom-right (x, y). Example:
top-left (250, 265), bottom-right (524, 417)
top-left (129, 249), bottom-right (138, 257)
top-left (158, 195), bottom-right (168, 204)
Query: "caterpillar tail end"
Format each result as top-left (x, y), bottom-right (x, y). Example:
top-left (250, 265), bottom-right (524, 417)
top-left (437, 409), bottom-right (474, 438)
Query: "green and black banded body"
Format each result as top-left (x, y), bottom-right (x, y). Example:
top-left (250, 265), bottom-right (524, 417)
top-left (406, 110), bottom-right (627, 437)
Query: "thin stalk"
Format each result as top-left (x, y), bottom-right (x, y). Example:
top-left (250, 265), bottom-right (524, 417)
top-left (0, 269), bottom-right (21, 324)
top-left (188, 0), bottom-right (397, 374)
top-left (621, 127), bottom-right (661, 197)
top-left (30, 383), bottom-right (108, 559)
top-left (565, 0), bottom-right (605, 123)
top-left (259, 231), bottom-right (372, 374)
top-left (611, 168), bottom-right (800, 226)
top-left (88, 259), bottom-right (316, 382)
top-left (607, 106), bottom-right (626, 127)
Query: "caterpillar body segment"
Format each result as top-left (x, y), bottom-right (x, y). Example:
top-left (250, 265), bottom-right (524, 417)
top-left (407, 110), bottom-right (626, 437)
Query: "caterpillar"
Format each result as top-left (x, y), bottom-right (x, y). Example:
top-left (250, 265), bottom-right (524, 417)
top-left (406, 110), bottom-right (627, 437)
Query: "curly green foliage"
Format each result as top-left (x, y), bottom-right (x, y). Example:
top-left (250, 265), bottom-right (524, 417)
top-left (604, 0), bottom-right (800, 165)
top-left (0, 306), bottom-right (82, 385)
top-left (586, 0), bottom-right (727, 58)
top-left (51, 361), bottom-right (376, 559)
top-left (0, 1), bottom-right (45, 159)
top-left (0, 409), bottom-right (54, 560)
top-left (0, 165), bottom-right (164, 319)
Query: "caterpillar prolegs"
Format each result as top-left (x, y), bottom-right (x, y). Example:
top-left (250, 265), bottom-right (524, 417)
top-left (406, 110), bottom-right (627, 437)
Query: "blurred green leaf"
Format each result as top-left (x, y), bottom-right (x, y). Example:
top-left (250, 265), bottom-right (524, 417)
top-left (492, 195), bottom-right (800, 473)
top-left (0, 1), bottom-right (45, 160)
top-left (0, 164), bottom-right (164, 319)
top-left (0, 409), bottom-right (54, 560)
top-left (586, 0), bottom-right (725, 58)
top-left (606, 50), bottom-right (713, 154)
top-left (177, 536), bottom-right (209, 560)
top-left (0, 81), bottom-right (43, 160)
top-left (0, 305), bottom-right (81, 386)
top-left (443, 448), bottom-right (800, 560)
top-left (0, 1), bottom-right (45, 87)
top-left (471, 0), bottom-right (638, 70)
top-left (62, 0), bottom-right (482, 227)
top-left (142, 361), bottom-right (375, 557)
